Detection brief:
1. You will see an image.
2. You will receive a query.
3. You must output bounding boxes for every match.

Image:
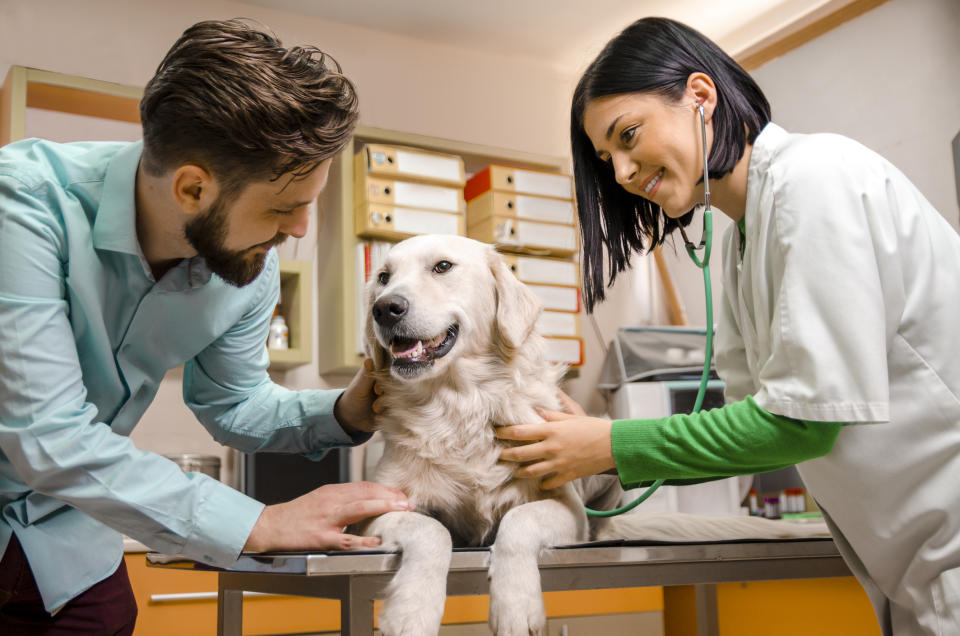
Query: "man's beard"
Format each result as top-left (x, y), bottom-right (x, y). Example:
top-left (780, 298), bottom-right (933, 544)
top-left (184, 195), bottom-right (288, 287)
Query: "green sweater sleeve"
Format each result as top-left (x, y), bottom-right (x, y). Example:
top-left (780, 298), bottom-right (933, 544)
top-left (611, 395), bottom-right (842, 488)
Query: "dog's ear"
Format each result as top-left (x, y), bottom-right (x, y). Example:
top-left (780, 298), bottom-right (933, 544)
top-left (364, 284), bottom-right (392, 372)
top-left (489, 248), bottom-right (542, 359)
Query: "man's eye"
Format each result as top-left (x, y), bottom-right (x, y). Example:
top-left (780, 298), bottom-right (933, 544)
top-left (433, 260), bottom-right (453, 274)
top-left (273, 208), bottom-right (295, 215)
top-left (378, 271), bottom-right (390, 285)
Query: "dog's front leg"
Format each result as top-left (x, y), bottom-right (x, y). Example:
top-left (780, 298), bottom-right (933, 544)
top-left (488, 494), bottom-right (586, 636)
top-left (363, 511), bottom-right (452, 636)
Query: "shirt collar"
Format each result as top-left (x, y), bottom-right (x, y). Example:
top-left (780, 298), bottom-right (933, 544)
top-left (92, 140), bottom-right (143, 256)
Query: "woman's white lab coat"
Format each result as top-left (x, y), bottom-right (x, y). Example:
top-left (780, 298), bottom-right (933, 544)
top-left (717, 123), bottom-right (960, 635)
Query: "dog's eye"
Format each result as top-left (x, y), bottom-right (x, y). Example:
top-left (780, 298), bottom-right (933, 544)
top-left (377, 271), bottom-right (390, 285)
top-left (433, 260), bottom-right (453, 274)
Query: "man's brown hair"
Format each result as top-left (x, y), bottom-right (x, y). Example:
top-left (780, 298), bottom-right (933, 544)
top-left (140, 19), bottom-right (358, 191)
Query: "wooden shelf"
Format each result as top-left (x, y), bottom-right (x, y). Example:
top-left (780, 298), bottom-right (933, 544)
top-left (316, 126), bottom-right (569, 374)
top-left (269, 258), bottom-right (313, 369)
top-left (1, 65), bottom-right (142, 146)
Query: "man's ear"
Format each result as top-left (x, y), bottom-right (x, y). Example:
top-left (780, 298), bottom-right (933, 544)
top-left (172, 164), bottom-right (218, 215)
top-left (489, 247), bottom-right (542, 360)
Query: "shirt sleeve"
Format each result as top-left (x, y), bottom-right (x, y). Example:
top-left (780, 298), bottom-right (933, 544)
top-left (751, 139), bottom-right (891, 422)
top-left (610, 395), bottom-right (841, 487)
top-left (0, 177), bottom-right (263, 567)
top-left (182, 252), bottom-right (371, 458)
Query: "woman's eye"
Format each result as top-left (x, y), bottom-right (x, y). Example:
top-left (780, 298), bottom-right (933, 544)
top-left (433, 260), bottom-right (453, 274)
top-left (377, 271), bottom-right (390, 285)
top-left (620, 126), bottom-right (637, 145)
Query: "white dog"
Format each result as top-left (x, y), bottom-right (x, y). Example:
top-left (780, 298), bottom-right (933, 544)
top-left (357, 234), bottom-right (829, 635)
top-left (358, 235), bottom-right (622, 635)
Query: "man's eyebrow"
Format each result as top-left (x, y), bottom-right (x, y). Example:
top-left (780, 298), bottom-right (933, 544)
top-left (276, 199), bottom-right (313, 209)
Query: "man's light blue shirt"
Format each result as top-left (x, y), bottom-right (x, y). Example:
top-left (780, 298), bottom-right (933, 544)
top-left (0, 139), bottom-right (362, 612)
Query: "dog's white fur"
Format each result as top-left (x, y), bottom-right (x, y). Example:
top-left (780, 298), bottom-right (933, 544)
top-left (358, 235), bottom-right (621, 635)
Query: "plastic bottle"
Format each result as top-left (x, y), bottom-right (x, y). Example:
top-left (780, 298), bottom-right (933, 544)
top-left (748, 489), bottom-right (760, 516)
top-left (268, 315), bottom-right (289, 350)
top-left (763, 496), bottom-right (780, 519)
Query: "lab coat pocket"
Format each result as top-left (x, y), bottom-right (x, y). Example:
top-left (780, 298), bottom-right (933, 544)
top-left (930, 566), bottom-right (960, 634)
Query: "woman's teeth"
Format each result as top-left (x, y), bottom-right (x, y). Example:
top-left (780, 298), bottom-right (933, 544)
top-left (644, 168), bottom-right (664, 194)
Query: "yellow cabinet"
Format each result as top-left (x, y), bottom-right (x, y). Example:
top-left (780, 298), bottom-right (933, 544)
top-left (663, 578), bottom-right (881, 636)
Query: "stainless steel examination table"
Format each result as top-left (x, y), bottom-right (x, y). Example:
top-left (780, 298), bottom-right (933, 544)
top-left (146, 538), bottom-right (850, 635)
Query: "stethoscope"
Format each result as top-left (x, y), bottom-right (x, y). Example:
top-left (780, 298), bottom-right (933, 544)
top-left (586, 102), bottom-right (715, 518)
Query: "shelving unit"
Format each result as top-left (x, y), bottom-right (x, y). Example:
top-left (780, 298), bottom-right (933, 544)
top-left (316, 126), bottom-right (569, 375)
top-left (269, 258), bottom-right (313, 368)
top-left (0, 66), bottom-right (141, 146)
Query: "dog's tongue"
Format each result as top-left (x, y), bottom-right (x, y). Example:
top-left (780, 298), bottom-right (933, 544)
top-left (392, 339), bottom-right (423, 358)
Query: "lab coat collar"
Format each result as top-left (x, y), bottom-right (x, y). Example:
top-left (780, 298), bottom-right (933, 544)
top-left (748, 122), bottom-right (790, 176)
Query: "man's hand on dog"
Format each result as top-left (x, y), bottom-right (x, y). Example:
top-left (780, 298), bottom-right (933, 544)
top-left (243, 481), bottom-right (413, 553)
top-left (334, 358), bottom-right (381, 433)
top-left (496, 391), bottom-right (616, 490)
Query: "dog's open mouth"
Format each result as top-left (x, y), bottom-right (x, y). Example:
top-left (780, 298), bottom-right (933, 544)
top-left (389, 324), bottom-right (459, 374)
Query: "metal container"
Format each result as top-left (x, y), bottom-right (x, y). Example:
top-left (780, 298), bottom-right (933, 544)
top-left (164, 454), bottom-right (221, 481)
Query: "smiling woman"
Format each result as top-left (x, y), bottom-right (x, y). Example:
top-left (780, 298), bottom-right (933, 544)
top-left (490, 14), bottom-right (960, 636)
top-left (570, 17), bottom-right (769, 311)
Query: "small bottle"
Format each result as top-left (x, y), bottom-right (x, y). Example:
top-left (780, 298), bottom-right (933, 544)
top-left (764, 496), bottom-right (780, 519)
top-left (268, 315), bottom-right (289, 350)
top-left (748, 489), bottom-right (760, 516)
top-left (793, 488), bottom-right (807, 513)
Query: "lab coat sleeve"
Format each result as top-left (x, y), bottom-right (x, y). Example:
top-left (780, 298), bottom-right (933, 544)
top-left (0, 177), bottom-right (262, 567)
top-left (752, 139), bottom-right (890, 422)
top-left (715, 225), bottom-right (754, 404)
top-left (182, 251), bottom-right (371, 456)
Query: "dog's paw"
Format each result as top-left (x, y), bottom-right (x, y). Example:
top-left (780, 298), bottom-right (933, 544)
top-left (378, 595), bottom-right (445, 636)
top-left (488, 584), bottom-right (546, 636)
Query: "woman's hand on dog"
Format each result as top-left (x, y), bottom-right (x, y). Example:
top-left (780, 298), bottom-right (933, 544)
top-left (243, 481), bottom-right (413, 553)
top-left (334, 358), bottom-right (382, 433)
top-left (496, 394), bottom-right (616, 490)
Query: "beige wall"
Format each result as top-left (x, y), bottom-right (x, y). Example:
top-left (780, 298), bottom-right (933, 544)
top-left (749, 0), bottom-right (960, 229)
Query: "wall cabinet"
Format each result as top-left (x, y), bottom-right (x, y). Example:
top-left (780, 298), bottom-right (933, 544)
top-left (0, 65), bottom-right (141, 146)
top-left (269, 258), bottom-right (313, 368)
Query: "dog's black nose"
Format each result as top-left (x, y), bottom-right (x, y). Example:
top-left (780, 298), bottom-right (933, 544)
top-left (372, 294), bottom-right (409, 328)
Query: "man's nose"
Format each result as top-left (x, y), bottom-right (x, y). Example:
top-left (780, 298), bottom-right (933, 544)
top-left (280, 204), bottom-right (311, 239)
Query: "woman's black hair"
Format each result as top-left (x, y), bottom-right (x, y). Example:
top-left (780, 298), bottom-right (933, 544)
top-left (571, 17), bottom-right (770, 312)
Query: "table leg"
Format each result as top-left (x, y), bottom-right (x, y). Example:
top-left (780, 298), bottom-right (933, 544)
top-left (217, 577), bottom-right (243, 636)
top-left (342, 576), bottom-right (377, 636)
top-left (694, 583), bottom-right (719, 636)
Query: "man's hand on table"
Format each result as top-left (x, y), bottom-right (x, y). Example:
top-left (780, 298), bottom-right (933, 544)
top-left (243, 481), bottom-right (412, 552)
